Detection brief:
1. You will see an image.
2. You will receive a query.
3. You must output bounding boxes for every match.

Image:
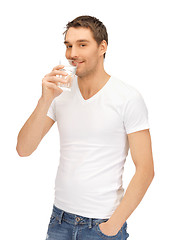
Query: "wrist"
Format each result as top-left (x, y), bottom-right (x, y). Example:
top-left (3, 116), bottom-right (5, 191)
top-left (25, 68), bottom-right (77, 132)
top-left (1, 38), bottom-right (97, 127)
top-left (38, 96), bottom-right (53, 106)
top-left (107, 218), bottom-right (123, 232)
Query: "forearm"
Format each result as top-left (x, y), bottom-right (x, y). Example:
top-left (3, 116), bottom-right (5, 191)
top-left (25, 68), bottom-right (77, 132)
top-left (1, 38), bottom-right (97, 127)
top-left (108, 168), bottom-right (154, 230)
top-left (16, 97), bottom-right (52, 157)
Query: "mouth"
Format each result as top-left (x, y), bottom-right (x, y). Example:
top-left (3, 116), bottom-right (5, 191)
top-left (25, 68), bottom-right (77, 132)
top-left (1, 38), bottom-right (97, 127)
top-left (72, 60), bottom-right (84, 66)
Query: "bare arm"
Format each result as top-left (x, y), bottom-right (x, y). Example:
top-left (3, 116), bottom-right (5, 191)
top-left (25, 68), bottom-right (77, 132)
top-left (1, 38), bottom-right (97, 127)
top-left (16, 64), bottom-right (68, 157)
top-left (16, 98), bottom-right (55, 157)
top-left (99, 129), bottom-right (155, 236)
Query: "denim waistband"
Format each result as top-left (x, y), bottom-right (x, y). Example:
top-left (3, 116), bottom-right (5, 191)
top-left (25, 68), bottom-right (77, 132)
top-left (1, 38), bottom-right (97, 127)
top-left (52, 204), bottom-right (109, 229)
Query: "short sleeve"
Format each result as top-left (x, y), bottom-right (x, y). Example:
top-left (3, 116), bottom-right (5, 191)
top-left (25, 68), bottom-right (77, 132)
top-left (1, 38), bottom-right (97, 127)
top-left (47, 99), bottom-right (56, 122)
top-left (122, 93), bottom-right (150, 134)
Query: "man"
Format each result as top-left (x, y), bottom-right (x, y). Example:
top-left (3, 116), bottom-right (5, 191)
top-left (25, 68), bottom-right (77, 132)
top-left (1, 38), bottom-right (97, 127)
top-left (16, 15), bottom-right (154, 239)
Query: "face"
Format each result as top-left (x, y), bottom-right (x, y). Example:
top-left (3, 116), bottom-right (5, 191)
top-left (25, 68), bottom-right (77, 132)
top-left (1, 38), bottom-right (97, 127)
top-left (64, 27), bottom-right (105, 78)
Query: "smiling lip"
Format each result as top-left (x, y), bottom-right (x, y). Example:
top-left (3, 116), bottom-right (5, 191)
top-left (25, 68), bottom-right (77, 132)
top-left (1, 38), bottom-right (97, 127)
top-left (72, 59), bottom-right (83, 63)
top-left (74, 61), bottom-right (84, 67)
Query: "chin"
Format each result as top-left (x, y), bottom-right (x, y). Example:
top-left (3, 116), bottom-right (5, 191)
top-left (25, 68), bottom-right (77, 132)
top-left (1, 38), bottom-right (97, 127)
top-left (75, 70), bottom-right (85, 78)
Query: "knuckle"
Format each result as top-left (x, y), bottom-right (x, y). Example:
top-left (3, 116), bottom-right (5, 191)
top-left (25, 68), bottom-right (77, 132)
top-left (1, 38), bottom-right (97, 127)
top-left (42, 74), bottom-right (48, 81)
top-left (42, 77), bottom-right (47, 82)
top-left (42, 78), bottom-right (48, 85)
top-left (55, 70), bottom-right (61, 75)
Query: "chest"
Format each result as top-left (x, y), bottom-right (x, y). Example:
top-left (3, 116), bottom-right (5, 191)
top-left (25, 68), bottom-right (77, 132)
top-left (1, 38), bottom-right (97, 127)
top-left (55, 98), bottom-right (125, 143)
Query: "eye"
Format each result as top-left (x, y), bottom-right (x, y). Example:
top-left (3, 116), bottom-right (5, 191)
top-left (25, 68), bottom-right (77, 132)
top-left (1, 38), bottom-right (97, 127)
top-left (80, 44), bottom-right (86, 47)
top-left (66, 45), bottom-right (72, 49)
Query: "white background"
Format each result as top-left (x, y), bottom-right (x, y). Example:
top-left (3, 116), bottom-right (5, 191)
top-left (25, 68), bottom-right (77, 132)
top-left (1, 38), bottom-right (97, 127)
top-left (0, 0), bottom-right (180, 239)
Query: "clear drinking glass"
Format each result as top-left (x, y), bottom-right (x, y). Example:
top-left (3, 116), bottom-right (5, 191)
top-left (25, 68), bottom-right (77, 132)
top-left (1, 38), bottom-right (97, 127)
top-left (57, 58), bottom-right (77, 91)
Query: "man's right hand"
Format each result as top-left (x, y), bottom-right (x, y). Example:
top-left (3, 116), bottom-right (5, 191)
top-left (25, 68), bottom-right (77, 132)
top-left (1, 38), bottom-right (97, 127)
top-left (41, 65), bottom-right (71, 102)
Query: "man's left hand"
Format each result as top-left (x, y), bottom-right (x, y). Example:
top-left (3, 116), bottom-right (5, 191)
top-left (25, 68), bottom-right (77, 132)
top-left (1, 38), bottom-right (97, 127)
top-left (98, 221), bottom-right (121, 236)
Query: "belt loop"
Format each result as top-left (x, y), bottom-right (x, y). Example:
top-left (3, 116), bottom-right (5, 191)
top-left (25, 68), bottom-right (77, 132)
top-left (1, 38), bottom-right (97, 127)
top-left (58, 210), bottom-right (64, 224)
top-left (88, 218), bottom-right (93, 229)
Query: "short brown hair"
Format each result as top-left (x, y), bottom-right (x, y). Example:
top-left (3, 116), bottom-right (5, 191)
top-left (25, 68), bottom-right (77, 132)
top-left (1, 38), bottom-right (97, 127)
top-left (63, 15), bottom-right (108, 58)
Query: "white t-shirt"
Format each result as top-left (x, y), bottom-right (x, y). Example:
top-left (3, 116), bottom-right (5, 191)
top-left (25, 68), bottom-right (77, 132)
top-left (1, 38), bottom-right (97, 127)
top-left (47, 75), bottom-right (150, 219)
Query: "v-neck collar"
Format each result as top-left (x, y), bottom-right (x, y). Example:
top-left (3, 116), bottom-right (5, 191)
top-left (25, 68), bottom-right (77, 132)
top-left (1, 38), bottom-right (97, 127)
top-left (76, 75), bottom-right (112, 103)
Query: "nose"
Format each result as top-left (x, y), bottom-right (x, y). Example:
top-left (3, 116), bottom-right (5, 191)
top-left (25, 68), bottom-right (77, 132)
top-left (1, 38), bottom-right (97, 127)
top-left (69, 46), bottom-right (78, 59)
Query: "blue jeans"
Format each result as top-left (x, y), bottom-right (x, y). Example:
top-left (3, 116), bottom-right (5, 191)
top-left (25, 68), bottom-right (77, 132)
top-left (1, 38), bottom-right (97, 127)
top-left (45, 205), bottom-right (129, 240)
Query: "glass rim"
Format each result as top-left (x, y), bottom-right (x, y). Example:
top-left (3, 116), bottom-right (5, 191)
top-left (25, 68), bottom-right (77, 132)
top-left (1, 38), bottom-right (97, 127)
top-left (59, 59), bottom-right (78, 67)
top-left (67, 59), bottom-right (78, 67)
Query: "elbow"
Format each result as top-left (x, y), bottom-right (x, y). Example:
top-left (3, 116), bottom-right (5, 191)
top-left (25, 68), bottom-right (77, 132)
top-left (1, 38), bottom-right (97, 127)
top-left (152, 169), bottom-right (155, 178)
top-left (146, 170), bottom-right (155, 188)
top-left (148, 168), bottom-right (155, 185)
top-left (16, 145), bottom-right (31, 157)
top-left (137, 166), bottom-right (155, 184)
top-left (149, 171), bottom-right (155, 185)
top-left (151, 169), bottom-right (155, 181)
top-left (150, 163), bottom-right (155, 180)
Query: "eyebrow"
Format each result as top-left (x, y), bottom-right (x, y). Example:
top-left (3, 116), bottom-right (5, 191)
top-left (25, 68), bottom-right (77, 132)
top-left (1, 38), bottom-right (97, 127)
top-left (64, 40), bottom-right (90, 44)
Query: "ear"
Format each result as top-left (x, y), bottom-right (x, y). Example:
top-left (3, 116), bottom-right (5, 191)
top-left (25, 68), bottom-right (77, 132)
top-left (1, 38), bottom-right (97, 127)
top-left (99, 40), bottom-right (107, 57)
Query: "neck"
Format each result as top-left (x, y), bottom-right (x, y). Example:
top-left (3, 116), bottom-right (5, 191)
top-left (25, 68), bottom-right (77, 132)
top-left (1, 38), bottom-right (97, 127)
top-left (77, 65), bottom-right (110, 95)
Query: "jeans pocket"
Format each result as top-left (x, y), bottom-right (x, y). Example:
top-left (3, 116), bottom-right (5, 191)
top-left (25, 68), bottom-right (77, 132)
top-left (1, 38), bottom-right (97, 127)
top-left (49, 215), bottom-right (56, 224)
top-left (49, 212), bottom-right (59, 226)
top-left (94, 220), bottom-right (122, 239)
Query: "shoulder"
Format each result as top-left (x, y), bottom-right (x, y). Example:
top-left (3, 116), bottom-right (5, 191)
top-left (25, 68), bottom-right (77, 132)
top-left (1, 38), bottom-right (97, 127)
top-left (109, 76), bottom-right (142, 102)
